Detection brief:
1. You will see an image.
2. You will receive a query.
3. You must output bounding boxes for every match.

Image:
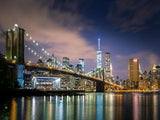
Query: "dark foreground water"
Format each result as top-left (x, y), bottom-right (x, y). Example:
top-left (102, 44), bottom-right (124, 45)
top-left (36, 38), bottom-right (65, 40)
top-left (0, 92), bottom-right (160, 120)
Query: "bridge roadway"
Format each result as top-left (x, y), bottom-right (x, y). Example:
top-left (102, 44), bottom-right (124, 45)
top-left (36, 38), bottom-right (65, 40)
top-left (25, 63), bottom-right (123, 89)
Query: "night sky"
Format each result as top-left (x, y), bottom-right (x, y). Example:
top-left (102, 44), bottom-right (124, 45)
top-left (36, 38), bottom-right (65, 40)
top-left (0, 0), bottom-right (160, 79)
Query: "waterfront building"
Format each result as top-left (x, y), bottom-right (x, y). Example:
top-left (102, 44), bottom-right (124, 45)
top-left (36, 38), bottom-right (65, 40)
top-left (115, 76), bottom-right (120, 84)
top-left (46, 59), bottom-right (52, 66)
top-left (105, 52), bottom-right (111, 78)
top-left (128, 57), bottom-right (139, 88)
top-left (97, 38), bottom-right (102, 68)
top-left (62, 57), bottom-right (69, 69)
top-left (152, 64), bottom-right (160, 89)
top-left (69, 65), bottom-right (74, 71)
top-left (6, 24), bottom-right (25, 64)
top-left (75, 64), bottom-right (82, 73)
top-left (46, 54), bottom-right (58, 68)
top-left (79, 58), bottom-right (84, 73)
top-left (110, 63), bottom-right (113, 77)
top-left (52, 54), bottom-right (58, 68)
top-left (138, 64), bottom-right (160, 89)
top-left (37, 59), bottom-right (44, 66)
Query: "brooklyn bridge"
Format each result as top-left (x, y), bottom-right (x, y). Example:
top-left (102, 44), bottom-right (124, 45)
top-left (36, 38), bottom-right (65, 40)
top-left (4, 24), bottom-right (123, 92)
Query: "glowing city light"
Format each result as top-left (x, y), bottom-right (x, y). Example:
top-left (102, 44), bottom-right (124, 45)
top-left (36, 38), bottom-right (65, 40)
top-left (14, 24), bottom-right (18, 27)
top-left (14, 56), bottom-right (17, 59)
top-left (133, 58), bottom-right (137, 62)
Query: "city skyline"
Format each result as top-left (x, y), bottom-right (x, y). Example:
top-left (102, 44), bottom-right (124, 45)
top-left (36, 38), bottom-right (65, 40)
top-left (0, 0), bottom-right (160, 79)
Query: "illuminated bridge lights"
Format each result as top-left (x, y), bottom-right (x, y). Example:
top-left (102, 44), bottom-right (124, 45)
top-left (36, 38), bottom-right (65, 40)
top-left (7, 27), bottom-right (122, 89)
top-left (25, 63), bottom-right (123, 89)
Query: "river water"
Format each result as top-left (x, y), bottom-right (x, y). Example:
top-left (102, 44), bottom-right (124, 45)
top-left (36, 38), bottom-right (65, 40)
top-left (0, 92), bottom-right (160, 120)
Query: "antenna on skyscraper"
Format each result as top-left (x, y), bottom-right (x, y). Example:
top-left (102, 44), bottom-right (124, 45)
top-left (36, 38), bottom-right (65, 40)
top-left (98, 38), bottom-right (100, 50)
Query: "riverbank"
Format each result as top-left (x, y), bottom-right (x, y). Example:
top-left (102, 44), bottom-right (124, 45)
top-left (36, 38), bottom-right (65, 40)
top-left (0, 88), bottom-right (85, 96)
top-left (0, 88), bottom-right (159, 97)
top-left (104, 89), bottom-right (160, 93)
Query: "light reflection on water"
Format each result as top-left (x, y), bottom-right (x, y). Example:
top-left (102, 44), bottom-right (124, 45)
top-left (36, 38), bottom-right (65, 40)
top-left (0, 93), bottom-right (160, 120)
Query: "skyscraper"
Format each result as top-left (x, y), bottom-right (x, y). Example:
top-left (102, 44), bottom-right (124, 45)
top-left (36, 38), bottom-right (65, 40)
top-left (69, 65), bottom-right (74, 71)
top-left (128, 57), bottom-right (139, 88)
top-left (62, 57), bottom-right (69, 69)
top-left (97, 38), bottom-right (102, 68)
top-left (75, 64), bottom-right (82, 73)
top-left (46, 54), bottom-right (58, 68)
top-left (6, 24), bottom-right (25, 64)
top-left (79, 58), bottom-right (84, 73)
top-left (105, 52), bottom-right (111, 78)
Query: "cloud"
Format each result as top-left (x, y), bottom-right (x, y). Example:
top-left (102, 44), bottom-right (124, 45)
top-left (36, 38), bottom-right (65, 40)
top-left (107, 0), bottom-right (160, 32)
top-left (113, 51), bottom-right (160, 79)
top-left (0, 0), bottom-right (96, 72)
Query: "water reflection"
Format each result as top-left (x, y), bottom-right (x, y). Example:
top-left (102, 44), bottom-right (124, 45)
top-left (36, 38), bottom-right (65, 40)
top-left (10, 98), bottom-right (17, 120)
top-left (133, 93), bottom-right (139, 120)
top-left (153, 94), bottom-right (158, 120)
top-left (0, 93), bottom-right (160, 120)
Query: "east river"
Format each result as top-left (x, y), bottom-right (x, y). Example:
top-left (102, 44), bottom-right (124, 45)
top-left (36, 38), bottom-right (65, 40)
top-left (0, 92), bottom-right (160, 120)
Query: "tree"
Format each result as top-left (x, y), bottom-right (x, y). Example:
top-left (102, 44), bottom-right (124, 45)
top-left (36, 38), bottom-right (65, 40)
top-left (0, 52), bottom-right (9, 88)
top-left (0, 52), bottom-right (19, 88)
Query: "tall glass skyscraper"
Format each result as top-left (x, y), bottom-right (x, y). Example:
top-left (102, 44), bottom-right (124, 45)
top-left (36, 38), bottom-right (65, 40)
top-left (105, 52), bottom-right (111, 78)
top-left (97, 38), bottom-right (102, 68)
top-left (129, 57), bottom-right (139, 88)
top-left (62, 57), bottom-right (69, 69)
top-left (79, 58), bottom-right (84, 73)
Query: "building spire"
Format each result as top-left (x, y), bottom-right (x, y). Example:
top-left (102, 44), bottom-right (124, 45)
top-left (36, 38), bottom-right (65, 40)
top-left (97, 38), bottom-right (102, 68)
top-left (98, 38), bottom-right (100, 50)
top-left (153, 64), bottom-right (156, 70)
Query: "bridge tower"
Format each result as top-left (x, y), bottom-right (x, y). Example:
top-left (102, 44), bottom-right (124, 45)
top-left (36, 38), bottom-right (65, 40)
top-left (6, 24), bottom-right (25, 64)
top-left (6, 24), bottom-right (25, 87)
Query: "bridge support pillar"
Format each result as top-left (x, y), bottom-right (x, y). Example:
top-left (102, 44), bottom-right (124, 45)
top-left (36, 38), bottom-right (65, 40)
top-left (96, 81), bottom-right (104, 92)
top-left (17, 64), bottom-right (24, 88)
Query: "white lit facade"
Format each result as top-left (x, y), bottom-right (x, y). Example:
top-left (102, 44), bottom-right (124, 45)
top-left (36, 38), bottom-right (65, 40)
top-left (62, 57), bottom-right (69, 69)
top-left (79, 58), bottom-right (85, 73)
top-left (97, 38), bottom-right (102, 68)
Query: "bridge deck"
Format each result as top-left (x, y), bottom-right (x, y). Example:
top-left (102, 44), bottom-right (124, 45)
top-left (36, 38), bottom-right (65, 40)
top-left (25, 63), bottom-right (123, 89)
